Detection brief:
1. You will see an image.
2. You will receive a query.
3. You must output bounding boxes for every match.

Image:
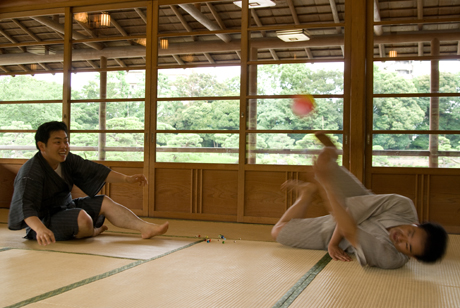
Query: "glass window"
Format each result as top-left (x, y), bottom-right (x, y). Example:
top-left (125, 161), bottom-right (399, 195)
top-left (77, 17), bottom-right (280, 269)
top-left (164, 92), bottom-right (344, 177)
top-left (0, 132), bottom-right (36, 159)
top-left (70, 132), bottom-right (144, 161)
top-left (156, 133), bottom-right (239, 164)
top-left (246, 133), bottom-right (343, 165)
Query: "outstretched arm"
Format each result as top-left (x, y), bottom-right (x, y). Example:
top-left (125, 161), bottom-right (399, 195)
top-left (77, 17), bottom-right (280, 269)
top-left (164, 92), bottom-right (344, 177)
top-left (105, 170), bottom-right (148, 186)
top-left (328, 225), bottom-right (352, 261)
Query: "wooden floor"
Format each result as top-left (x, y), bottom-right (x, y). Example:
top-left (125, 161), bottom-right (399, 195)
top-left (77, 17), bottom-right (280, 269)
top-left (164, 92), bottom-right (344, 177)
top-left (1, 208), bottom-right (459, 308)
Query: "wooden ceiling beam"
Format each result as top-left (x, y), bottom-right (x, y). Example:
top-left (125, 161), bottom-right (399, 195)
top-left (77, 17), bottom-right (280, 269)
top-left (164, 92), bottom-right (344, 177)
top-left (286, 0), bottom-right (300, 25)
top-left (11, 19), bottom-right (41, 42)
top-left (251, 10), bottom-right (277, 60)
top-left (178, 4), bottom-right (231, 43)
top-left (417, 0), bottom-right (424, 31)
top-left (329, 0), bottom-right (343, 34)
top-left (0, 28), bottom-right (27, 52)
top-left (38, 62), bottom-right (50, 70)
top-left (109, 14), bottom-right (134, 46)
top-left (134, 8), bottom-right (147, 24)
top-left (373, 0), bottom-right (383, 36)
top-left (75, 20), bottom-right (96, 38)
top-left (114, 58), bottom-right (127, 68)
top-left (170, 5), bottom-right (193, 32)
top-left (17, 64), bottom-right (29, 72)
top-left (204, 52), bottom-right (215, 63)
top-left (1, 31), bottom-right (460, 66)
top-left (32, 16), bottom-right (103, 50)
top-left (86, 60), bottom-right (98, 69)
top-left (206, 3), bottom-right (226, 30)
top-left (172, 54), bottom-right (184, 65)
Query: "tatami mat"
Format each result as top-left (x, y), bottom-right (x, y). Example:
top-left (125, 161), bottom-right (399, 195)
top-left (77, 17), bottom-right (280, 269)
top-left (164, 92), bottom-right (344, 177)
top-left (105, 218), bottom-right (275, 242)
top-left (289, 235), bottom-right (460, 308)
top-left (0, 249), bottom-right (134, 307)
top-left (25, 241), bottom-right (326, 308)
top-left (0, 208), bottom-right (274, 242)
top-left (0, 224), bottom-right (198, 260)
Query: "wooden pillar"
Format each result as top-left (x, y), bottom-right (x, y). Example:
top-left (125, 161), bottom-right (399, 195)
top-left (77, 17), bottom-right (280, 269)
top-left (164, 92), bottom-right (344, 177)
top-left (99, 56), bottom-right (107, 161)
top-left (62, 7), bottom-right (72, 129)
top-left (247, 47), bottom-right (258, 164)
top-left (429, 38), bottom-right (440, 167)
top-left (347, 0), bottom-right (367, 181)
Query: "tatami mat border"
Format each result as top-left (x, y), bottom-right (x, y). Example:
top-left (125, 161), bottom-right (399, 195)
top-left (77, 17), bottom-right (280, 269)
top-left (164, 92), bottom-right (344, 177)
top-left (5, 239), bottom-right (204, 308)
top-left (0, 247), bottom-right (12, 252)
top-left (273, 253), bottom-right (332, 308)
top-left (1, 246), bottom-right (141, 260)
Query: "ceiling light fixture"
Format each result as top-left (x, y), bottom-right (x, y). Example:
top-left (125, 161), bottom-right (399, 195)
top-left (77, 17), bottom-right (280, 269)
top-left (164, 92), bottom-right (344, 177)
top-left (74, 12), bottom-right (88, 23)
top-left (276, 29), bottom-right (310, 42)
top-left (233, 0), bottom-right (276, 9)
top-left (136, 38), bottom-right (147, 46)
top-left (100, 12), bottom-right (111, 27)
top-left (160, 39), bottom-right (169, 49)
top-left (389, 50), bottom-right (397, 57)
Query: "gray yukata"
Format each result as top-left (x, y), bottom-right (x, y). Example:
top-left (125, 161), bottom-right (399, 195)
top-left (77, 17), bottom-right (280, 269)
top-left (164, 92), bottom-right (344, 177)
top-left (277, 163), bottom-right (419, 269)
top-left (8, 151), bottom-right (111, 240)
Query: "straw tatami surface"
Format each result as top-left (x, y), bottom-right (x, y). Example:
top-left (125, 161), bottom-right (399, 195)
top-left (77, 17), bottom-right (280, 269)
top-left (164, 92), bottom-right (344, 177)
top-left (1, 208), bottom-right (459, 308)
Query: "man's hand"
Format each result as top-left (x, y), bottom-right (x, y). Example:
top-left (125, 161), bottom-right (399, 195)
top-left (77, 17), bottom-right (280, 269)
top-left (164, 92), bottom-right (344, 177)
top-left (328, 244), bottom-right (352, 262)
top-left (35, 226), bottom-right (56, 246)
top-left (125, 174), bottom-right (148, 186)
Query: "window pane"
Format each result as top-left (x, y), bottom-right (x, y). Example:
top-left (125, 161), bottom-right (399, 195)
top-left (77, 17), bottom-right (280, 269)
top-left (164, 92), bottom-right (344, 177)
top-left (156, 133), bottom-right (239, 164)
top-left (157, 100), bottom-right (239, 130)
top-left (0, 75), bottom-right (63, 101)
top-left (247, 98), bottom-right (343, 130)
top-left (0, 132), bottom-right (36, 159)
top-left (0, 103), bottom-right (62, 130)
top-left (373, 96), bottom-right (460, 131)
top-left (71, 71), bottom-right (145, 99)
top-left (374, 61), bottom-right (460, 94)
top-left (254, 63), bottom-right (344, 96)
top-left (71, 102), bottom-right (144, 130)
top-left (372, 134), bottom-right (460, 168)
top-left (246, 133), bottom-right (343, 165)
top-left (71, 133), bottom-right (144, 161)
top-left (158, 67), bottom-right (240, 98)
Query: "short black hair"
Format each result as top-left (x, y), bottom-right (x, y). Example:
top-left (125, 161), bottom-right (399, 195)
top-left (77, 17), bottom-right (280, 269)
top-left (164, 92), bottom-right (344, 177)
top-left (415, 222), bottom-right (448, 263)
top-left (35, 121), bottom-right (68, 150)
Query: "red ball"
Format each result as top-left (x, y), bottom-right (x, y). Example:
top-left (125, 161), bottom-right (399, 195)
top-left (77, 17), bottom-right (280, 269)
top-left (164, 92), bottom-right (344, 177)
top-left (292, 95), bottom-right (316, 117)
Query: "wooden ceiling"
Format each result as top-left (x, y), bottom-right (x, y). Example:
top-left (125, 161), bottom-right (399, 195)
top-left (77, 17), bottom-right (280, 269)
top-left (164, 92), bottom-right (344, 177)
top-left (0, 0), bottom-right (459, 74)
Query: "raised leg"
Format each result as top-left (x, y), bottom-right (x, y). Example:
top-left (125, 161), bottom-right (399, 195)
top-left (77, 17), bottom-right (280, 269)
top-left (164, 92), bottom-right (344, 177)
top-left (271, 181), bottom-right (318, 240)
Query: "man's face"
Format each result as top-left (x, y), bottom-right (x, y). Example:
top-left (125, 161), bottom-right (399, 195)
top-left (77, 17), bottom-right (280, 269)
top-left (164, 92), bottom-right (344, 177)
top-left (388, 224), bottom-right (427, 258)
top-left (38, 130), bottom-right (69, 169)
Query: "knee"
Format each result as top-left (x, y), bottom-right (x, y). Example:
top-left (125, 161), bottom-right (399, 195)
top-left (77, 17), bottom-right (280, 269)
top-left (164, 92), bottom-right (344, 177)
top-left (100, 195), bottom-right (115, 212)
top-left (77, 210), bottom-right (94, 237)
top-left (271, 223), bottom-right (285, 241)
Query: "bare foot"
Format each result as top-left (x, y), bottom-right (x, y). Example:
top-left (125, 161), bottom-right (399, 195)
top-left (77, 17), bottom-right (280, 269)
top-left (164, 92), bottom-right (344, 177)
top-left (315, 132), bottom-right (337, 148)
top-left (141, 222), bottom-right (169, 239)
top-left (281, 180), bottom-right (317, 198)
top-left (93, 225), bottom-right (108, 237)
